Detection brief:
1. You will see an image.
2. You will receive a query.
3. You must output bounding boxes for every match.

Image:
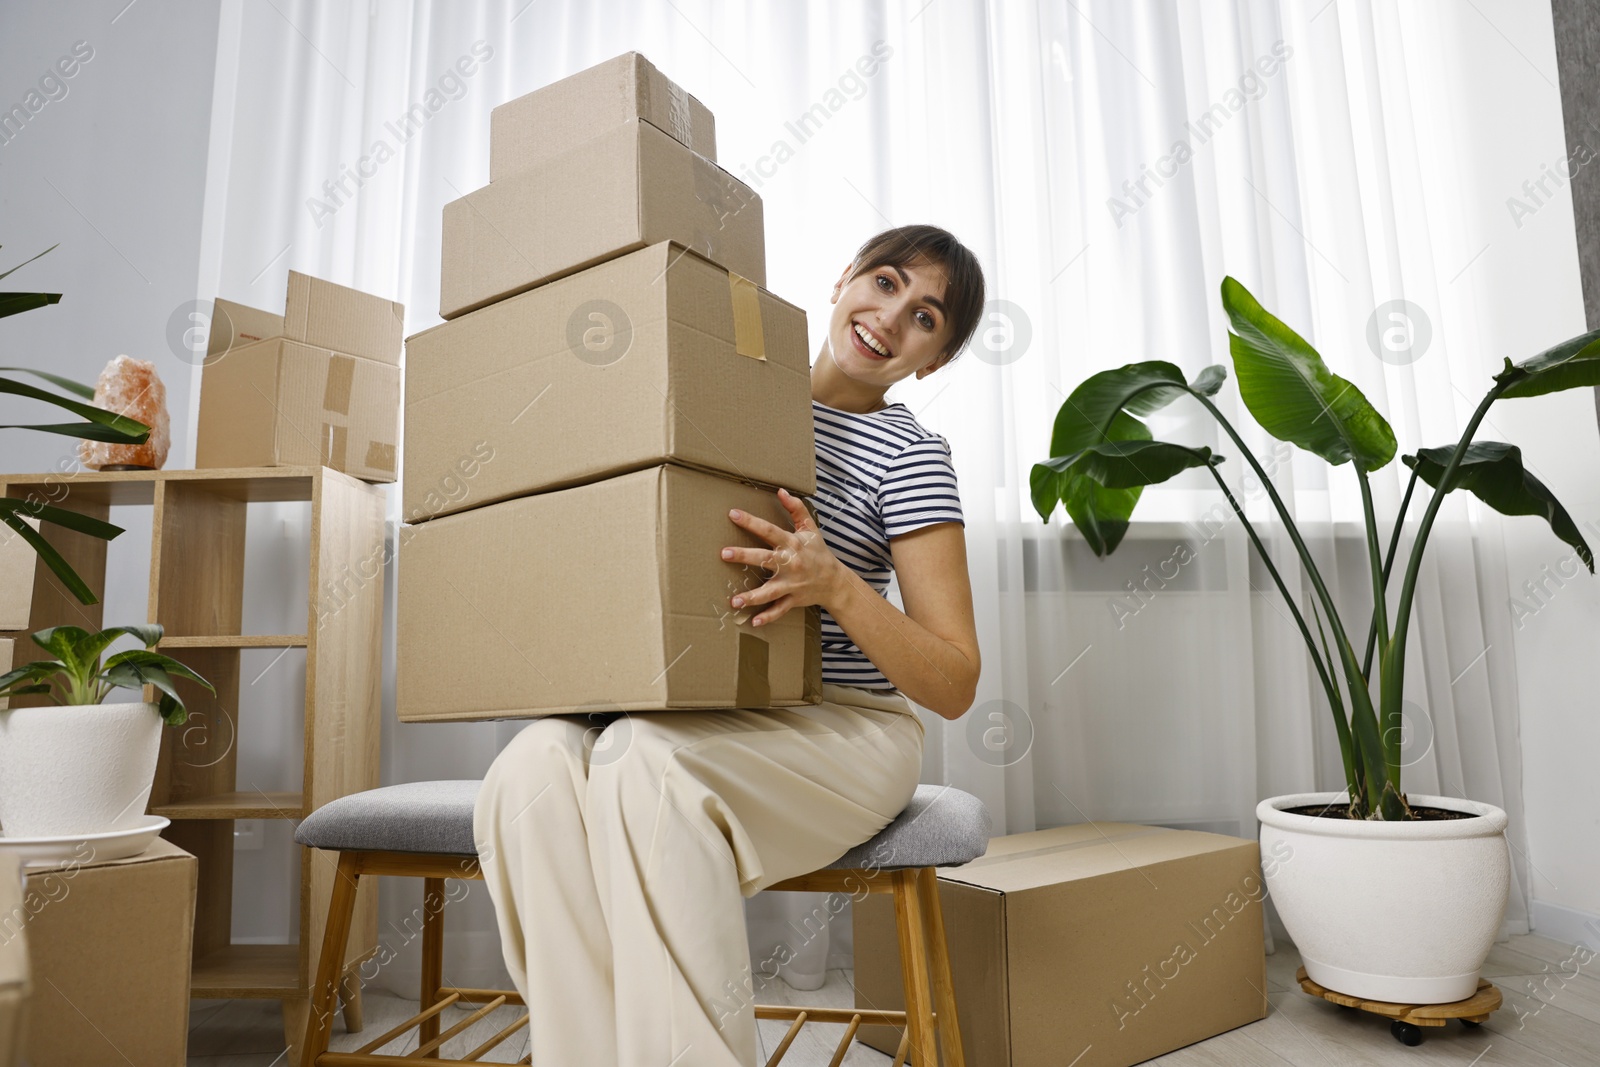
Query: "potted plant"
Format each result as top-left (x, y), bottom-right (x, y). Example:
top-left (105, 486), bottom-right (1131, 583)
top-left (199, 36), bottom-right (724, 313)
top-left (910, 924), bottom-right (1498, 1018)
top-left (0, 623), bottom-right (214, 838)
top-left (1031, 276), bottom-right (1597, 1006)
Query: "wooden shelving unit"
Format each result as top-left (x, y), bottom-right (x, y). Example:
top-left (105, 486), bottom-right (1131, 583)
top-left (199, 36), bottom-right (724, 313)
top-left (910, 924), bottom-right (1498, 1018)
top-left (0, 465), bottom-right (385, 1059)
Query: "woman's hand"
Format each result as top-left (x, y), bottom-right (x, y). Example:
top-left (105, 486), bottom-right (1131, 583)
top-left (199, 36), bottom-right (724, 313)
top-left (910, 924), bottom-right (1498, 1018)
top-left (720, 487), bottom-right (846, 626)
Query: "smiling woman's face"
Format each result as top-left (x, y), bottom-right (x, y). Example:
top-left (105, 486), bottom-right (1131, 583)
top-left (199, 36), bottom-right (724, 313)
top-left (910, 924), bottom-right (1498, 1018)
top-left (827, 257), bottom-right (955, 388)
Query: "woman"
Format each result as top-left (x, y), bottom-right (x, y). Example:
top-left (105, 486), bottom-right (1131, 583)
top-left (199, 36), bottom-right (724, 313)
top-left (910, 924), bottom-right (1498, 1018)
top-left (474, 223), bottom-right (985, 1066)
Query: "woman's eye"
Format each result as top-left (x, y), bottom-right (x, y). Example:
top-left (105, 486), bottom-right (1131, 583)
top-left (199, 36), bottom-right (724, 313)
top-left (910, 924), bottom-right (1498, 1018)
top-left (917, 311), bottom-right (934, 329)
top-left (876, 274), bottom-right (893, 291)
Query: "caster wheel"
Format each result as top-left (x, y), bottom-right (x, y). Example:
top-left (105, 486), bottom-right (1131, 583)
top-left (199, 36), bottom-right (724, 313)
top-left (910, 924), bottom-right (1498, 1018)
top-left (1461, 1019), bottom-right (1482, 1028)
top-left (1391, 1020), bottom-right (1424, 1046)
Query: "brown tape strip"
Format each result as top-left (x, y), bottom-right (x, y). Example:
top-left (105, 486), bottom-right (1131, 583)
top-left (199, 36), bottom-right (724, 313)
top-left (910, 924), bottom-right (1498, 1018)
top-left (324, 354), bottom-right (356, 415)
top-left (736, 631), bottom-right (771, 709)
top-left (322, 423), bottom-right (348, 470)
top-left (727, 272), bottom-right (766, 361)
top-left (365, 440), bottom-right (397, 474)
top-left (802, 605), bottom-right (823, 702)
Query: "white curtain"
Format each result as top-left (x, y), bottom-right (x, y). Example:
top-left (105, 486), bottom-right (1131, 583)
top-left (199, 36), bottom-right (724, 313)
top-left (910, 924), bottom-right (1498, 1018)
top-left (200, 0), bottom-right (1548, 994)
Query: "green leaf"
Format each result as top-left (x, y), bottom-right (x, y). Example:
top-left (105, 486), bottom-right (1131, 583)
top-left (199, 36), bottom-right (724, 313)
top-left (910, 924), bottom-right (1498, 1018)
top-left (1497, 329), bottom-right (1600, 398)
top-left (0, 244), bottom-right (58, 284)
top-left (0, 366), bottom-right (96, 400)
top-left (0, 498), bottom-right (124, 540)
top-left (1047, 361), bottom-right (1211, 456)
top-left (0, 663), bottom-right (62, 697)
top-left (102, 647), bottom-right (213, 693)
top-left (1190, 364), bottom-right (1228, 397)
top-left (1032, 410), bottom-right (1153, 554)
top-left (0, 376), bottom-right (149, 442)
top-left (1, 513), bottom-right (99, 605)
top-left (1404, 442), bottom-right (1594, 571)
top-left (0, 293), bottom-right (61, 319)
top-left (1045, 439), bottom-right (1219, 490)
top-left (69, 624), bottom-right (166, 678)
top-left (1221, 276), bottom-right (1397, 472)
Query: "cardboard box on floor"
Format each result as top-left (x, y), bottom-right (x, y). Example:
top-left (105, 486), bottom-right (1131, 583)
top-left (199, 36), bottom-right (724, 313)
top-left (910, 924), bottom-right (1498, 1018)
top-left (406, 241), bottom-right (814, 523)
top-left (441, 119), bottom-right (764, 319)
top-left (197, 270), bottom-right (405, 483)
top-left (396, 463), bottom-right (822, 721)
top-left (22, 838), bottom-right (197, 1066)
top-left (491, 51), bottom-right (716, 181)
top-left (853, 823), bottom-right (1268, 1067)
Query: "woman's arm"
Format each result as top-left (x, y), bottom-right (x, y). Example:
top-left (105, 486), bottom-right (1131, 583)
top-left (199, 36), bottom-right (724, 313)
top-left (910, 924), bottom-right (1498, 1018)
top-left (723, 489), bottom-right (981, 721)
top-left (822, 522), bottom-right (980, 720)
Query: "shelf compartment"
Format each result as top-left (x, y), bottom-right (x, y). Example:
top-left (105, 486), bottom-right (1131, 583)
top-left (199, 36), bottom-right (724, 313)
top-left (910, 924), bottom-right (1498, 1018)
top-left (153, 791), bottom-right (304, 819)
top-left (190, 943), bottom-right (303, 997)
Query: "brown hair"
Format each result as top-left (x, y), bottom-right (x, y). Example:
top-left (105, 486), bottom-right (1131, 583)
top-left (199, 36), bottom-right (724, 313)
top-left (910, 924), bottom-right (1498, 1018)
top-left (846, 224), bottom-right (986, 366)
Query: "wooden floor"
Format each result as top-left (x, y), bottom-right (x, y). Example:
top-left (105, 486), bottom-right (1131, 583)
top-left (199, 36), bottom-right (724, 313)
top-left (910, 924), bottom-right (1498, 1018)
top-left (187, 933), bottom-right (1599, 1065)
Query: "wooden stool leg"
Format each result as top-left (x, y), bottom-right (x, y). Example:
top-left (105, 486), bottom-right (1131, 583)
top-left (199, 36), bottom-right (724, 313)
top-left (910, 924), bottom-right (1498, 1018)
top-left (338, 968), bottom-right (365, 1033)
top-left (918, 866), bottom-right (966, 1067)
top-left (304, 852), bottom-right (363, 1060)
top-left (420, 876), bottom-right (447, 1045)
top-left (892, 869), bottom-right (939, 1065)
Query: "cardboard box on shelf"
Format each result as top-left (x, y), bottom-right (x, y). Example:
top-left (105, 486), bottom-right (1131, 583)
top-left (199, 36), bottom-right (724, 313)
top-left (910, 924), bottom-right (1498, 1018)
top-left (0, 518), bottom-right (37, 631)
top-left (0, 638), bottom-right (12, 712)
top-left (0, 854), bottom-right (27, 1066)
top-left (22, 837), bottom-right (197, 1066)
top-left (396, 463), bottom-right (822, 722)
top-left (491, 51), bottom-right (716, 181)
top-left (196, 337), bottom-right (400, 482)
top-left (206, 271), bottom-right (402, 366)
top-left (853, 823), bottom-right (1268, 1067)
top-left (406, 241), bottom-right (813, 523)
top-left (440, 119), bottom-right (764, 319)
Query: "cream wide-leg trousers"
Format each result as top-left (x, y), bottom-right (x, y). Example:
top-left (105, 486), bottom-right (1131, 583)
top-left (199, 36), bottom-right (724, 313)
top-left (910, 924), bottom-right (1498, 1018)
top-left (473, 682), bottom-right (927, 1066)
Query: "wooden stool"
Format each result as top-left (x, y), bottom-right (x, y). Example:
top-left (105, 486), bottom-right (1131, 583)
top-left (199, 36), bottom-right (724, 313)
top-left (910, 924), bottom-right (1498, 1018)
top-left (295, 781), bottom-right (991, 1065)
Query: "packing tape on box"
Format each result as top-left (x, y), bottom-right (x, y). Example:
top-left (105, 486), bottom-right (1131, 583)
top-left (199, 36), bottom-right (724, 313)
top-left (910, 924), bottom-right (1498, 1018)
top-left (324, 354), bottom-right (356, 415)
top-left (366, 441), bottom-right (397, 475)
top-left (736, 631), bottom-right (771, 708)
top-left (727, 272), bottom-right (766, 361)
top-left (666, 83), bottom-right (694, 145)
top-left (323, 423), bottom-right (348, 470)
top-left (957, 824), bottom-right (1174, 870)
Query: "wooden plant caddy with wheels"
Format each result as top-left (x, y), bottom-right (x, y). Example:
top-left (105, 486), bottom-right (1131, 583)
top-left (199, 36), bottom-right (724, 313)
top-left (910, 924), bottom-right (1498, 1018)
top-left (0, 466), bottom-right (386, 1067)
top-left (1295, 966), bottom-right (1501, 1046)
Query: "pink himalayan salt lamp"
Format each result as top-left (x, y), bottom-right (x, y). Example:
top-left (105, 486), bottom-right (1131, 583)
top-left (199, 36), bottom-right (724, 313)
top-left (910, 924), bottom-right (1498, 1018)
top-left (78, 354), bottom-right (171, 470)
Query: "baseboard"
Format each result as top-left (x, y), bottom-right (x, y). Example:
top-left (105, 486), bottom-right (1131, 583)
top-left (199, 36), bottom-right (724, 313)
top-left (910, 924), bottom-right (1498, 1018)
top-left (1530, 899), bottom-right (1600, 951)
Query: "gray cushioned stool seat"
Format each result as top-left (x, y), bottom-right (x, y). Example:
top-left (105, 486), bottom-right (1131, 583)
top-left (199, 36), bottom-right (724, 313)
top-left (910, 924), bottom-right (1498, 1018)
top-left (295, 780), bottom-right (991, 870)
top-left (296, 780), bottom-right (482, 856)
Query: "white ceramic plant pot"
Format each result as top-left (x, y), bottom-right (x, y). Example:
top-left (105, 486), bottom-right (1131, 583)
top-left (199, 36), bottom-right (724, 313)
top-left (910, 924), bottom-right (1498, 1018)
top-left (1257, 791), bottom-right (1511, 1004)
top-left (0, 701), bottom-right (163, 837)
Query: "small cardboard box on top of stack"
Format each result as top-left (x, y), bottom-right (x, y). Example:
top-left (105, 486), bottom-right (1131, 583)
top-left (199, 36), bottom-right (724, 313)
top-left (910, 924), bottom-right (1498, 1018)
top-left (397, 52), bottom-right (821, 722)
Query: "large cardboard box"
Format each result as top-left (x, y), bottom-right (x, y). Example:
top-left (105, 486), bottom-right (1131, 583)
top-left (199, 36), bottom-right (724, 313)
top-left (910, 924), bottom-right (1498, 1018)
top-left (22, 838), bottom-right (197, 1066)
top-left (396, 463), bottom-right (822, 722)
top-left (853, 823), bottom-right (1268, 1067)
top-left (491, 51), bottom-right (716, 181)
top-left (406, 241), bottom-right (813, 523)
top-left (441, 119), bottom-right (764, 319)
top-left (196, 337), bottom-right (401, 482)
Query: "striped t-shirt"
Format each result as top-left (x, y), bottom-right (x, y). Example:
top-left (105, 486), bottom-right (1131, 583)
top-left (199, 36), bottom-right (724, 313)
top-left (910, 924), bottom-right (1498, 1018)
top-left (808, 399), bottom-right (965, 690)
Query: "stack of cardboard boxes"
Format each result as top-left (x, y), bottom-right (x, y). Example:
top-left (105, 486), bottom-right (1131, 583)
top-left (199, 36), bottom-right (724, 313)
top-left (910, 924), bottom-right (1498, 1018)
top-left (396, 53), bottom-right (822, 722)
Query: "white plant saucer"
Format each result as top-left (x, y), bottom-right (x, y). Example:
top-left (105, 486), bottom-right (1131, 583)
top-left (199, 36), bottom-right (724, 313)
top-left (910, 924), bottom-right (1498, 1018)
top-left (0, 815), bottom-right (170, 867)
